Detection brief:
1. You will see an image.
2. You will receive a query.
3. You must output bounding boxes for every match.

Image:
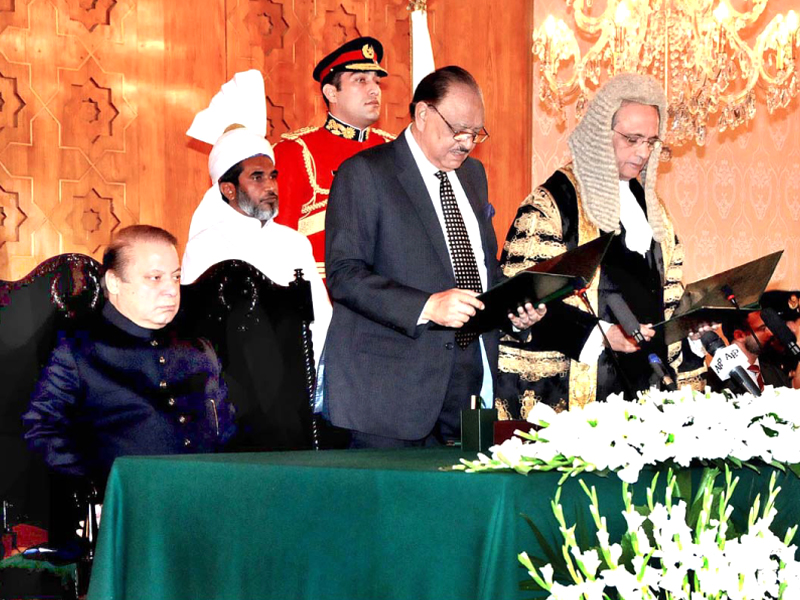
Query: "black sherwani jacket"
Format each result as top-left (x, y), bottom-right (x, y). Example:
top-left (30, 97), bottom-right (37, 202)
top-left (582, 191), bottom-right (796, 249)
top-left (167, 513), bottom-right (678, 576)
top-left (23, 302), bottom-right (234, 486)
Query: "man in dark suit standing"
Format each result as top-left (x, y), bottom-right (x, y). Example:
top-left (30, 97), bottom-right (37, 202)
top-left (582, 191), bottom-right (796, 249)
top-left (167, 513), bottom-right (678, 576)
top-left (324, 66), bottom-right (545, 448)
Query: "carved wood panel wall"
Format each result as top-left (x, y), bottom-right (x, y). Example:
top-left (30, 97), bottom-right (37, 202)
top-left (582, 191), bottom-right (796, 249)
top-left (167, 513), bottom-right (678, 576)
top-left (0, 0), bottom-right (412, 281)
top-left (0, 0), bottom-right (227, 280)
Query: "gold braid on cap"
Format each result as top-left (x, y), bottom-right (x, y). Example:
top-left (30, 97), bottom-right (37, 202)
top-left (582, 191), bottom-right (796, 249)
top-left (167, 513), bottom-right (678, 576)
top-left (223, 123), bottom-right (246, 134)
top-left (567, 73), bottom-right (668, 242)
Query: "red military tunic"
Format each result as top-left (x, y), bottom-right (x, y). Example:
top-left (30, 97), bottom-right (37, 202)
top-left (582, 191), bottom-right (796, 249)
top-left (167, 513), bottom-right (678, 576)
top-left (274, 114), bottom-right (394, 278)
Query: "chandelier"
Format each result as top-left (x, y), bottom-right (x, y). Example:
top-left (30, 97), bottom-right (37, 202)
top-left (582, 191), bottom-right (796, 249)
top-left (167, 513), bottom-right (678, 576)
top-left (533, 0), bottom-right (800, 146)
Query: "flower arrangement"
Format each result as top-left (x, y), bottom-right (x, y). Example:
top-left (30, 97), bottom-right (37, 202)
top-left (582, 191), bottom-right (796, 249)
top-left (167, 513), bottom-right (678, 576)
top-left (457, 387), bottom-right (800, 483)
top-left (520, 467), bottom-right (800, 599)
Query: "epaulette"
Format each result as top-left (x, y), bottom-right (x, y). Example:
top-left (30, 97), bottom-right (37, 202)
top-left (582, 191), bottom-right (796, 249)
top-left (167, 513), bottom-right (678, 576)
top-left (371, 128), bottom-right (396, 141)
top-left (281, 126), bottom-right (320, 141)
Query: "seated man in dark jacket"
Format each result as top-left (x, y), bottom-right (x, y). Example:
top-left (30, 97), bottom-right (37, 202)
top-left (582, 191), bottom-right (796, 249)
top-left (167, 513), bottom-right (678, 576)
top-left (22, 225), bottom-right (234, 491)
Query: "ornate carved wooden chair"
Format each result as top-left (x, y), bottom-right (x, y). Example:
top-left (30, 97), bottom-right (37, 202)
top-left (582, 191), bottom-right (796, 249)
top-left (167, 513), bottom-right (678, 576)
top-left (0, 255), bottom-right (319, 597)
top-left (0, 253), bottom-right (103, 599)
top-left (178, 260), bottom-right (319, 451)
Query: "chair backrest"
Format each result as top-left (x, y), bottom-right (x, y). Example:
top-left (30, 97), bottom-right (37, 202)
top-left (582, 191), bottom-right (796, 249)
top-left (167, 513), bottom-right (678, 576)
top-left (177, 260), bottom-right (318, 452)
top-left (0, 254), bottom-right (102, 529)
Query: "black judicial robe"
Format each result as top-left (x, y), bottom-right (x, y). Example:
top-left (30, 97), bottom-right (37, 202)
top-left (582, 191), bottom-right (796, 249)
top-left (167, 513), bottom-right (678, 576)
top-left (496, 166), bottom-right (700, 416)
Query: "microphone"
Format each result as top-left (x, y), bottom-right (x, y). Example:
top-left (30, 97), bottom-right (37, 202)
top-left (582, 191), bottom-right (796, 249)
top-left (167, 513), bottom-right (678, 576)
top-left (700, 331), bottom-right (761, 397)
top-left (574, 289), bottom-right (635, 399)
top-left (722, 283), bottom-right (763, 352)
top-left (606, 294), bottom-right (645, 345)
top-left (761, 307), bottom-right (800, 358)
top-left (648, 353), bottom-right (678, 391)
top-left (721, 284), bottom-right (738, 307)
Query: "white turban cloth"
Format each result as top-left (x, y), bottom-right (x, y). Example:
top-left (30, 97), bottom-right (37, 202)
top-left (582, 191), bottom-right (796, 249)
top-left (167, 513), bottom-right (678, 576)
top-left (187, 69), bottom-right (274, 183)
top-left (187, 70), bottom-right (275, 240)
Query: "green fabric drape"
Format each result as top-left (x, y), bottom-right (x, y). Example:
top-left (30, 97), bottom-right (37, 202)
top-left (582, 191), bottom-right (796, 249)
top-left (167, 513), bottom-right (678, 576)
top-left (86, 449), bottom-right (800, 600)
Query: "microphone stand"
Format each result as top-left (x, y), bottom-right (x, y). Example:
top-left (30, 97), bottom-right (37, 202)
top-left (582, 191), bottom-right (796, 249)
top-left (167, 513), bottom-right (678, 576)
top-left (576, 288), bottom-right (637, 401)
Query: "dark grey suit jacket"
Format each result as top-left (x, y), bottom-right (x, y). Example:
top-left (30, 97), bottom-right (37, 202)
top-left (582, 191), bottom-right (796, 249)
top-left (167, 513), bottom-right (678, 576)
top-left (324, 133), bottom-right (503, 439)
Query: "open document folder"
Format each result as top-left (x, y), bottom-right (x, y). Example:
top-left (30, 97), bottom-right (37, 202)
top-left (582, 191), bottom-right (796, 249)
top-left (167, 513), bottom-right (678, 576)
top-left (654, 250), bottom-right (783, 345)
top-left (458, 232), bottom-right (614, 334)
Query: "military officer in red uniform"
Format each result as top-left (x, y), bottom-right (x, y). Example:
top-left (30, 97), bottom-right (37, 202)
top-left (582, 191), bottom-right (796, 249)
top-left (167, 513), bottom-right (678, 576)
top-left (274, 36), bottom-right (395, 279)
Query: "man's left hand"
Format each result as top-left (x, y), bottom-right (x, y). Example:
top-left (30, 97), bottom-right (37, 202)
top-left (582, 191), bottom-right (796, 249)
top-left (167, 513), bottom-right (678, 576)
top-left (508, 302), bottom-right (547, 330)
top-left (688, 322), bottom-right (716, 341)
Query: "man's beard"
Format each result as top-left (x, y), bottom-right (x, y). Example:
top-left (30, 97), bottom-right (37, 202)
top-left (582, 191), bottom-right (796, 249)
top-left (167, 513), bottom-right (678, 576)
top-left (237, 188), bottom-right (278, 222)
top-left (744, 337), bottom-right (763, 357)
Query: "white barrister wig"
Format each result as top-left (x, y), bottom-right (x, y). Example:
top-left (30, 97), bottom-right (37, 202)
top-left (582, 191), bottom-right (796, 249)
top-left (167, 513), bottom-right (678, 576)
top-left (567, 73), bottom-right (668, 242)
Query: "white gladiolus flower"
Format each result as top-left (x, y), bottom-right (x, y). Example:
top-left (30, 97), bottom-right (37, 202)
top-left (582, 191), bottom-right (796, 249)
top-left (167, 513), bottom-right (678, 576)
top-left (595, 528), bottom-right (610, 549)
top-left (600, 566), bottom-right (649, 599)
top-left (460, 386), bottom-right (800, 484)
top-left (522, 464), bottom-right (800, 600)
top-left (546, 581), bottom-right (584, 600)
top-left (539, 563), bottom-right (555, 586)
top-left (486, 389), bottom-right (800, 600)
top-left (622, 507), bottom-right (645, 533)
top-left (570, 547), bottom-right (601, 578)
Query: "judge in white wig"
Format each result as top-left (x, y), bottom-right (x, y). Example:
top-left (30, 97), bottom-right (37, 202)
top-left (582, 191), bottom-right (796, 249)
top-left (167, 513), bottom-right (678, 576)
top-left (182, 69), bottom-right (331, 367)
top-left (496, 73), bottom-right (704, 414)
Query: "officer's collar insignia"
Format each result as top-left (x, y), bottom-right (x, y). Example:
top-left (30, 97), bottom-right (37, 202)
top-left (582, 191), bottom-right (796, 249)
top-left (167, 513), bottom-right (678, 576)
top-left (325, 114), bottom-right (370, 142)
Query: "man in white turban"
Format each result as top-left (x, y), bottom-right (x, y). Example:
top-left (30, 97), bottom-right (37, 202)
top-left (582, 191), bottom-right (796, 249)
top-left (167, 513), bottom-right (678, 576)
top-left (497, 73), bottom-right (704, 417)
top-left (181, 70), bottom-right (331, 368)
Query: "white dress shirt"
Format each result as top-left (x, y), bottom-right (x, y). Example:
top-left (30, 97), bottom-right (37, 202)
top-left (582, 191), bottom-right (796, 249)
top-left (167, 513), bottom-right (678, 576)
top-left (618, 180), bottom-right (653, 257)
top-left (579, 179), bottom-right (653, 364)
top-left (404, 127), bottom-right (494, 406)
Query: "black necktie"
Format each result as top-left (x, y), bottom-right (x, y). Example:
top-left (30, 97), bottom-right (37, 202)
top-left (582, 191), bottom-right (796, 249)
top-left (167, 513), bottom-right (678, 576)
top-left (435, 170), bottom-right (482, 348)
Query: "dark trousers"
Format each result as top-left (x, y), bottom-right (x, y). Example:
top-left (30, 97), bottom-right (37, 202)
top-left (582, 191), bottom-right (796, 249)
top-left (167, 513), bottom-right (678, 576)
top-left (349, 340), bottom-right (483, 449)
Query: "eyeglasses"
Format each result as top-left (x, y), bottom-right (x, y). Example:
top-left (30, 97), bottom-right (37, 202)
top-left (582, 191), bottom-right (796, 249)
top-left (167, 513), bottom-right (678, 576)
top-left (612, 129), bottom-right (662, 151)
top-left (427, 104), bottom-right (490, 144)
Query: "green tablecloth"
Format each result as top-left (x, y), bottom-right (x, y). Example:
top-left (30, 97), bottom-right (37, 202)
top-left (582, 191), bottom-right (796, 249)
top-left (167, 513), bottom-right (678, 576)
top-left (86, 448), bottom-right (800, 600)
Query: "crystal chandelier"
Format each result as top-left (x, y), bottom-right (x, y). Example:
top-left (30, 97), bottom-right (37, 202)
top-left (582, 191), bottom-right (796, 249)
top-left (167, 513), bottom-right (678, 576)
top-left (533, 0), bottom-right (800, 146)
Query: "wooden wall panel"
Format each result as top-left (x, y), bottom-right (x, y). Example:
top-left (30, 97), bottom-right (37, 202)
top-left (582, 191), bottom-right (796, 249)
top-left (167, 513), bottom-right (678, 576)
top-left (0, 0), bottom-right (226, 280)
top-left (426, 0), bottom-right (534, 252)
top-left (0, 0), bottom-right (531, 279)
top-left (0, 0), bottom-right (413, 280)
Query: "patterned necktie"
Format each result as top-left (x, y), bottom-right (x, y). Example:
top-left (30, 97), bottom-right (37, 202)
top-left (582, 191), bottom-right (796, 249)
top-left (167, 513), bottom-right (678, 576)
top-left (748, 364), bottom-right (765, 392)
top-left (435, 170), bottom-right (482, 348)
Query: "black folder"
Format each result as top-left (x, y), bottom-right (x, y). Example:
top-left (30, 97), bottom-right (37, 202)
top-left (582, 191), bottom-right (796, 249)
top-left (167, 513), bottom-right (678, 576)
top-left (654, 250), bottom-right (783, 345)
top-left (462, 232), bottom-right (614, 334)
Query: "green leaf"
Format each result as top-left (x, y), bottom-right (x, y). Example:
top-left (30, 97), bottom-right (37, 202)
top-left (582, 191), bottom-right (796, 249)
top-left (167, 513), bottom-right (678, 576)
top-left (520, 512), bottom-right (570, 576)
top-left (572, 501), bottom-right (593, 550)
top-left (673, 468), bottom-right (693, 503)
top-left (742, 461), bottom-right (762, 475)
top-left (619, 531), bottom-right (637, 566)
top-left (761, 425), bottom-right (779, 438)
top-left (687, 467), bottom-right (720, 528)
top-left (770, 460), bottom-right (787, 473)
